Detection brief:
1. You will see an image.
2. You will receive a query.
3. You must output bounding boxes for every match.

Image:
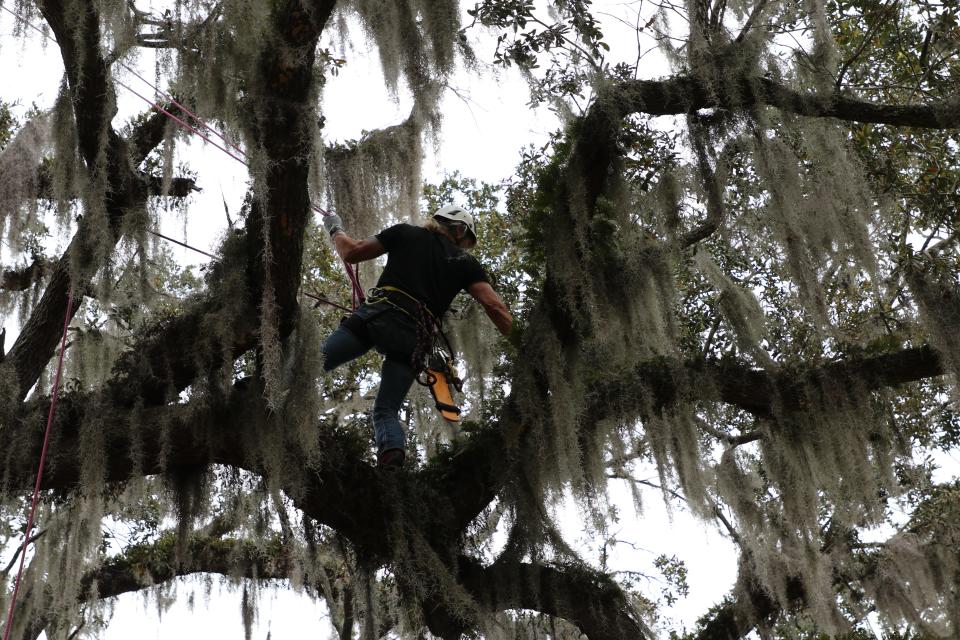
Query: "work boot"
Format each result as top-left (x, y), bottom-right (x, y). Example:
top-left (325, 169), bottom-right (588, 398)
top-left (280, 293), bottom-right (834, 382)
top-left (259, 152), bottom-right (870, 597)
top-left (377, 448), bottom-right (405, 469)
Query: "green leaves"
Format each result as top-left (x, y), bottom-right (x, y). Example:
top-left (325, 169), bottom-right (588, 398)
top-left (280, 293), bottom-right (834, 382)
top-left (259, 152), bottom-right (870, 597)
top-left (465, 0), bottom-right (608, 84)
top-left (0, 100), bottom-right (15, 151)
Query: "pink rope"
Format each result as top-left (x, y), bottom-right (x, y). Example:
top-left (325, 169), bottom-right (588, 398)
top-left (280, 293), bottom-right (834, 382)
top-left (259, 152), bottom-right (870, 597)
top-left (115, 81), bottom-right (362, 306)
top-left (114, 79), bottom-right (248, 166)
top-left (2, 287), bottom-right (74, 640)
top-left (116, 64), bottom-right (247, 160)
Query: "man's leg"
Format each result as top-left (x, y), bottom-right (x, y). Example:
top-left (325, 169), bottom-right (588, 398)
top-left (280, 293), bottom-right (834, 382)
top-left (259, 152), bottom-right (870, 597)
top-left (372, 356), bottom-right (416, 464)
top-left (322, 323), bottom-right (371, 372)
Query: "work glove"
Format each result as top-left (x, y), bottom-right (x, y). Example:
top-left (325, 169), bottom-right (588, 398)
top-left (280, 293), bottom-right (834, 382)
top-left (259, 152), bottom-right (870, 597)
top-left (323, 213), bottom-right (344, 237)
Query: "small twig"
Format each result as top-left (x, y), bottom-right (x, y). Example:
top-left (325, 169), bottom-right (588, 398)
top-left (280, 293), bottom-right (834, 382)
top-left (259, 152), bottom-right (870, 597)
top-left (924, 230), bottom-right (959, 257)
top-left (919, 223), bottom-right (942, 253)
top-left (700, 316), bottom-right (722, 358)
top-left (611, 473), bottom-right (745, 545)
top-left (1, 529), bottom-right (47, 576)
top-left (735, 0), bottom-right (772, 43)
top-left (711, 503), bottom-right (743, 546)
top-left (221, 189), bottom-right (234, 230)
top-left (66, 616), bottom-right (86, 640)
top-left (849, 542), bottom-right (887, 550)
top-left (272, 491), bottom-right (295, 543)
top-left (609, 474), bottom-right (689, 504)
top-left (835, 2), bottom-right (897, 90)
top-left (529, 15), bottom-right (603, 71)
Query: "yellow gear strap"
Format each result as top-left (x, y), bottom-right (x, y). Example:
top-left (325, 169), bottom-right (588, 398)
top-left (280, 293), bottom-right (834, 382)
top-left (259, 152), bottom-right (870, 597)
top-left (367, 285), bottom-right (437, 325)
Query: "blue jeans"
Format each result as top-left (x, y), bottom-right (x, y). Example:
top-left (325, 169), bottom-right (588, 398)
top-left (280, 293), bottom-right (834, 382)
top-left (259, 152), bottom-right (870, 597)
top-left (322, 303), bottom-right (417, 455)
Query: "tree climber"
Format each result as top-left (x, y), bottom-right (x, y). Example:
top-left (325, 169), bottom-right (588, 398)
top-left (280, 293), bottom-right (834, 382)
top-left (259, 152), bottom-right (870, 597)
top-left (321, 206), bottom-right (513, 468)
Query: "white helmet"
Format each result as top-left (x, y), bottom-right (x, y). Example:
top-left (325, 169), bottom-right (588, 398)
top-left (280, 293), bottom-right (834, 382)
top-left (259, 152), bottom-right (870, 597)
top-left (433, 205), bottom-right (477, 243)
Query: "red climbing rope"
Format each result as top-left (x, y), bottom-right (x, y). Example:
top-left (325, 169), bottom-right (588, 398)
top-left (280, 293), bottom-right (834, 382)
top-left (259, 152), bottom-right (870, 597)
top-left (2, 287), bottom-right (74, 640)
top-left (116, 79), bottom-right (248, 165)
top-left (116, 63), bottom-right (247, 160)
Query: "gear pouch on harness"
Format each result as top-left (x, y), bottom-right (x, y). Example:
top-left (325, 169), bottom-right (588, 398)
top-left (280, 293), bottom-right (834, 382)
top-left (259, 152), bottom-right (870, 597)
top-left (419, 353), bottom-right (463, 423)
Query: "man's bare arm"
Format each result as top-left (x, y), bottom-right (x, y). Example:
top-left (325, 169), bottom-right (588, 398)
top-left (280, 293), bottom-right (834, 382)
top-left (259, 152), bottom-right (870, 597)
top-left (332, 231), bottom-right (386, 263)
top-left (467, 281), bottom-right (513, 336)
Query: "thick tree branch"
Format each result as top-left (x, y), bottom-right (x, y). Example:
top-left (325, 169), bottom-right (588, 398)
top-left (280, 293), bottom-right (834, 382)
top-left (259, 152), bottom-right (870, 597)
top-left (709, 344), bottom-right (946, 416)
top-left (36, 167), bottom-right (199, 199)
top-left (426, 343), bottom-right (948, 541)
top-left (455, 556), bottom-right (648, 640)
top-left (0, 257), bottom-right (53, 292)
top-left (4, 340), bottom-right (941, 640)
top-left (239, 0), bottom-right (338, 339)
top-left (604, 74), bottom-right (960, 128)
top-left (127, 106), bottom-right (186, 165)
top-left (8, 531), bottom-right (353, 640)
top-left (582, 344), bottom-right (947, 421)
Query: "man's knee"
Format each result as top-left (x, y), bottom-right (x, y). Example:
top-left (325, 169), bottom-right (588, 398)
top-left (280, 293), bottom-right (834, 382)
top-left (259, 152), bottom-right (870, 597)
top-left (322, 318), bottom-right (372, 372)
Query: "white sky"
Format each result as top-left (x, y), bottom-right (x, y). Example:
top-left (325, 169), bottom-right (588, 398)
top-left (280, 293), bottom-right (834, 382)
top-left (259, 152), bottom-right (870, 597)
top-left (0, 2), bottom-right (746, 638)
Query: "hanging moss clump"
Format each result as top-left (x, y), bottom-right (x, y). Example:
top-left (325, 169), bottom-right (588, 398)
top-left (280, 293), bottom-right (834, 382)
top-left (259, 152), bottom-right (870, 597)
top-left (0, 111), bottom-right (49, 247)
top-left (323, 115), bottom-right (424, 245)
top-left (337, 0), bottom-right (460, 99)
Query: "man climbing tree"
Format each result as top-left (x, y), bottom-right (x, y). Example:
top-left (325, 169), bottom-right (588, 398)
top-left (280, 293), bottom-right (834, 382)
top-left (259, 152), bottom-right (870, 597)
top-left (6, 0), bottom-right (960, 637)
top-left (320, 206), bottom-right (513, 467)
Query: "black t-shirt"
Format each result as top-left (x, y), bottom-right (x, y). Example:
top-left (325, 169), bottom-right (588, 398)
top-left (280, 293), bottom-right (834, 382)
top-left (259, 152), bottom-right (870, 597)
top-left (374, 223), bottom-right (488, 317)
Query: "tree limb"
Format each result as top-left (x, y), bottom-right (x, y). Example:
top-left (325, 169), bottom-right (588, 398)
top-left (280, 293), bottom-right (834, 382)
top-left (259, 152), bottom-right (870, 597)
top-left (456, 555), bottom-right (649, 640)
top-left (0, 257), bottom-right (53, 292)
top-left (140, 174), bottom-right (201, 197)
top-left (7, 530), bottom-right (350, 640)
top-left (602, 74), bottom-right (960, 128)
top-left (237, 0), bottom-right (338, 340)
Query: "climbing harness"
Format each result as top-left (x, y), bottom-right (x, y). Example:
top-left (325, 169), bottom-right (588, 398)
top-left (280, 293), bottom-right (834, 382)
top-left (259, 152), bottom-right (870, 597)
top-left (366, 286), bottom-right (464, 423)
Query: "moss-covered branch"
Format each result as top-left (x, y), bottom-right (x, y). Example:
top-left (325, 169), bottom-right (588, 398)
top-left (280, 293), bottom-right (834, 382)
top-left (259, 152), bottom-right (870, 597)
top-left (237, 0), bottom-right (338, 342)
top-left (602, 74), bottom-right (960, 129)
top-left (0, 256), bottom-right (52, 292)
top-left (6, 530), bottom-right (353, 640)
top-left (7, 339), bottom-right (941, 640)
top-left (457, 555), bottom-right (648, 640)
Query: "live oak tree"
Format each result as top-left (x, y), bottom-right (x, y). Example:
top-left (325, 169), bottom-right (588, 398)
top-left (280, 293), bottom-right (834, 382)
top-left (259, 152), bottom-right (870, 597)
top-left (1, 0), bottom-right (959, 639)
